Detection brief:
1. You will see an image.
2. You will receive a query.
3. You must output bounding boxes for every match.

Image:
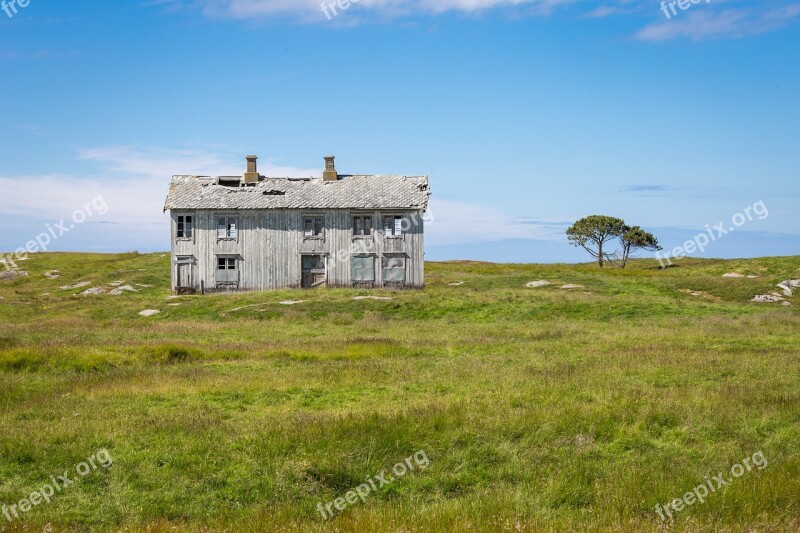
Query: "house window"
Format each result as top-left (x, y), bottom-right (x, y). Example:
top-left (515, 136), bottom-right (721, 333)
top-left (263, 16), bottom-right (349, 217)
top-left (217, 217), bottom-right (237, 239)
top-left (304, 216), bottom-right (324, 238)
top-left (351, 255), bottom-right (375, 285)
top-left (384, 215), bottom-right (405, 237)
top-left (217, 257), bottom-right (236, 270)
top-left (353, 215), bottom-right (372, 237)
top-left (216, 256), bottom-right (238, 284)
top-left (382, 255), bottom-right (406, 286)
top-left (177, 215), bottom-right (193, 239)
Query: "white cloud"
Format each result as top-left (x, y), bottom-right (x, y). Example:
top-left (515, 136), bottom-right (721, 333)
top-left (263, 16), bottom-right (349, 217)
top-left (426, 198), bottom-right (566, 246)
top-left (0, 146), bottom-right (320, 230)
top-left (0, 146), bottom-right (566, 252)
top-left (636, 4), bottom-right (800, 41)
top-left (192, 0), bottom-right (573, 21)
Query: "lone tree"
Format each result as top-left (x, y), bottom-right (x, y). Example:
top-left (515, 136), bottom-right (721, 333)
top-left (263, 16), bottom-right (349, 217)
top-left (618, 225), bottom-right (661, 268)
top-left (566, 215), bottom-right (626, 268)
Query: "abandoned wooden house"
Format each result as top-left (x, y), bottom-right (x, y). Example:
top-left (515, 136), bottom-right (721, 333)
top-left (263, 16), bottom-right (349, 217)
top-left (163, 155), bottom-right (430, 293)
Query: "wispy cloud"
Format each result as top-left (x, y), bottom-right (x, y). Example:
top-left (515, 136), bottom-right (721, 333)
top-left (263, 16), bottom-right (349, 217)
top-left (621, 185), bottom-right (676, 193)
top-left (0, 145), bottom-right (320, 229)
top-left (158, 0), bottom-right (576, 22)
top-left (426, 198), bottom-right (565, 246)
top-left (636, 4), bottom-right (800, 41)
top-left (149, 0), bottom-right (800, 40)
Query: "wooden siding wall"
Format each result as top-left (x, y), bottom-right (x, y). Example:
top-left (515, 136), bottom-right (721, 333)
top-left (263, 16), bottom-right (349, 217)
top-left (169, 209), bottom-right (425, 292)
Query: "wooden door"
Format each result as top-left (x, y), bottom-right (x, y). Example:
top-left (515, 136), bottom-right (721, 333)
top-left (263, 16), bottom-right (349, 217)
top-left (301, 255), bottom-right (326, 288)
top-left (177, 262), bottom-right (194, 289)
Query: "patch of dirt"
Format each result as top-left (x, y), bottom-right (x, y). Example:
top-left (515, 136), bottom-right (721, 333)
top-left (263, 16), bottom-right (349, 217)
top-left (138, 309), bottom-right (160, 317)
top-left (279, 300), bottom-right (304, 305)
top-left (448, 281), bottom-right (465, 286)
top-left (560, 284), bottom-right (584, 290)
top-left (723, 273), bottom-right (744, 278)
top-left (352, 296), bottom-right (394, 301)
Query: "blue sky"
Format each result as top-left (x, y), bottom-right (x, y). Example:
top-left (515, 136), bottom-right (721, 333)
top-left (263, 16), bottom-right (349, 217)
top-left (1, 0), bottom-right (798, 262)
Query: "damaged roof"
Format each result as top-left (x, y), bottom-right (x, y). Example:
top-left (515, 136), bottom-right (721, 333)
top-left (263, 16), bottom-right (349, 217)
top-left (163, 174), bottom-right (430, 211)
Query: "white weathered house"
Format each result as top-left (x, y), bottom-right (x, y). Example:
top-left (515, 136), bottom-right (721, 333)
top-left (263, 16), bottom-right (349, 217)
top-left (163, 155), bottom-right (429, 293)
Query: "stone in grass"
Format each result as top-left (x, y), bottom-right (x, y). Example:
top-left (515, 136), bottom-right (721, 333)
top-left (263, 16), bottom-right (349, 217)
top-left (279, 300), bottom-right (304, 305)
top-left (80, 287), bottom-right (106, 295)
top-left (751, 294), bottom-right (784, 303)
top-left (109, 285), bottom-right (138, 296)
top-left (0, 270), bottom-right (28, 281)
top-left (138, 309), bottom-right (161, 317)
top-left (561, 284), bottom-right (584, 290)
top-left (353, 296), bottom-right (394, 300)
top-left (782, 301), bottom-right (792, 307)
top-left (723, 273), bottom-right (744, 278)
top-left (60, 281), bottom-right (91, 290)
top-left (526, 280), bottom-right (551, 288)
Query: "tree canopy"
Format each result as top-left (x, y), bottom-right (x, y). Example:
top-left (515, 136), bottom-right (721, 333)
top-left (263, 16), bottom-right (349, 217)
top-left (566, 215), bottom-right (626, 268)
top-left (566, 216), bottom-right (660, 268)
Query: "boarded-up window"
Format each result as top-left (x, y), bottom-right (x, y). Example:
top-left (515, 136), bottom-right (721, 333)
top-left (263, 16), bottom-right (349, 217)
top-left (351, 255), bottom-right (375, 282)
top-left (353, 215), bottom-right (372, 237)
top-left (215, 256), bottom-right (238, 283)
top-left (177, 215), bottom-right (193, 239)
top-left (382, 256), bottom-right (406, 284)
top-left (384, 215), bottom-right (404, 237)
top-left (304, 216), bottom-right (324, 238)
top-left (217, 217), bottom-right (237, 239)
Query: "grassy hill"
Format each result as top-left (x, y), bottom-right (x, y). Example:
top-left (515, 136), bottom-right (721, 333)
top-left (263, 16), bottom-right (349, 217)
top-left (1, 253), bottom-right (799, 532)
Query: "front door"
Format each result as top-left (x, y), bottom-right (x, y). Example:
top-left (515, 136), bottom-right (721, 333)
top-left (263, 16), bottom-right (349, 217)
top-left (301, 255), bottom-right (326, 288)
top-left (176, 261), bottom-right (195, 293)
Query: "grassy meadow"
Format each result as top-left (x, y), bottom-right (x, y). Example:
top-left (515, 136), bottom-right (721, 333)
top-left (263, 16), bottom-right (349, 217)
top-left (1, 252), bottom-right (799, 532)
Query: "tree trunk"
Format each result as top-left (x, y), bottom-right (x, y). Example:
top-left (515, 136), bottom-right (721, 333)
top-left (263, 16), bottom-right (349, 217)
top-left (598, 242), bottom-right (604, 268)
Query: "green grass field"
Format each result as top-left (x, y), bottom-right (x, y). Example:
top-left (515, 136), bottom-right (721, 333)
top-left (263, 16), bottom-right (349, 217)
top-left (1, 252), bottom-right (799, 532)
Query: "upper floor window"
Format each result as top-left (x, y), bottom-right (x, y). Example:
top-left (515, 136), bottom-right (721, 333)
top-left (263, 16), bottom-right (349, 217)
top-left (353, 215), bottom-right (372, 237)
top-left (217, 217), bottom-right (237, 239)
top-left (304, 216), bottom-right (324, 238)
top-left (177, 215), bottom-right (193, 239)
top-left (384, 215), bottom-right (404, 237)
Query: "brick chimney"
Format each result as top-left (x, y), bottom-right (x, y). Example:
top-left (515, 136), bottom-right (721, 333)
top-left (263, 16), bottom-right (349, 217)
top-left (243, 155), bottom-right (259, 184)
top-left (322, 155), bottom-right (338, 182)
